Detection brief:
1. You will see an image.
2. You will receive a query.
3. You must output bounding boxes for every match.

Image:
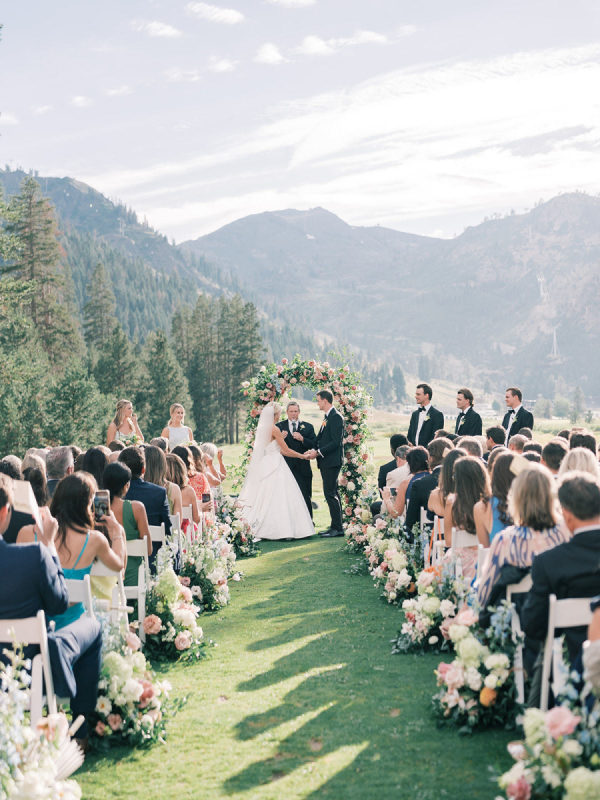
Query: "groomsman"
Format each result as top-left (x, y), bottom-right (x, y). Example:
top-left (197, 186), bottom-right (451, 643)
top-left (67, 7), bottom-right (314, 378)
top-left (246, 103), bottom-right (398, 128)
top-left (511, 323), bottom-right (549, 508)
top-left (502, 387), bottom-right (534, 444)
top-left (455, 388), bottom-right (482, 436)
top-left (407, 383), bottom-right (444, 447)
top-left (306, 390), bottom-right (345, 538)
top-left (276, 401), bottom-right (317, 518)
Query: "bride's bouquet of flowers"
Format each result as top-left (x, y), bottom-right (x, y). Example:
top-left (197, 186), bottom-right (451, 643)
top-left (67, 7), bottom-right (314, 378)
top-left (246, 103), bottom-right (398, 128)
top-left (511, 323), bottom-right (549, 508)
top-left (1, 648), bottom-right (82, 799)
top-left (496, 690), bottom-right (600, 800)
top-left (143, 567), bottom-right (208, 662)
top-left (432, 602), bottom-right (520, 733)
top-left (215, 494), bottom-right (260, 558)
top-left (391, 565), bottom-right (467, 654)
top-left (179, 537), bottom-right (232, 611)
top-left (91, 623), bottom-right (184, 748)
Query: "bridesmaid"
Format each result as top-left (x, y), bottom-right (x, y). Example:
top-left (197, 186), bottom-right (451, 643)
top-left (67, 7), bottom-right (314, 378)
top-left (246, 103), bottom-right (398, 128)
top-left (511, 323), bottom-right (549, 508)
top-left (161, 403), bottom-right (194, 451)
top-left (106, 400), bottom-right (144, 446)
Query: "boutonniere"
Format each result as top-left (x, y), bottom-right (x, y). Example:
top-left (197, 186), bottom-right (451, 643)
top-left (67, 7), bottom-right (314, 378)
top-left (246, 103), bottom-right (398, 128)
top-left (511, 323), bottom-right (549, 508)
top-left (458, 417), bottom-right (464, 428)
top-left (299, 423), bottom-right (305, 429)
top-left (320, 420), bottom-right (327, 429)
top-left (424, 415), bottom-right (430, 422)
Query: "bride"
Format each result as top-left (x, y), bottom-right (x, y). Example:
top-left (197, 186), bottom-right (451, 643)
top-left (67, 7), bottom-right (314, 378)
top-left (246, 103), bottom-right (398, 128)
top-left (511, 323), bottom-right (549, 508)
top-left (238, 402), bottom-right (314, 541)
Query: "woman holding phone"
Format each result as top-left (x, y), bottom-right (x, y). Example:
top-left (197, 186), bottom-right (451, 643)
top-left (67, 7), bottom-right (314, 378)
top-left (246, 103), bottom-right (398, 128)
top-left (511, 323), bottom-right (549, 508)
top-left (106, 399), bottom-right (144, 446)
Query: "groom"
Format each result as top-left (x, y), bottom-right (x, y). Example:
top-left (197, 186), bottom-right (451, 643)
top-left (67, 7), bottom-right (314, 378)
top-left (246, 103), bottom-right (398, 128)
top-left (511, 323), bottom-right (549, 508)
top-left (306, 390), bottom-right (345, 538)
top-left (276, 401), bottom-right (317, 518)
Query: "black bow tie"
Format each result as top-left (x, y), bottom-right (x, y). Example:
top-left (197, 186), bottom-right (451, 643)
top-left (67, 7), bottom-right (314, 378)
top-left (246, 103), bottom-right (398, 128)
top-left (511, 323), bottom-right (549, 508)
top-left (457, 411), bottom-right (464, 417)
top-left (418, 407), bottom-right (426, 413)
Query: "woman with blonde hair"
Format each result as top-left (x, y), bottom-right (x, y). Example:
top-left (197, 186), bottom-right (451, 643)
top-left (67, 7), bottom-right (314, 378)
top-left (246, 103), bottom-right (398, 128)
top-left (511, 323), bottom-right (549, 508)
top-left (145, 444), bottom-right (183, 518)
top-left (558, 447), bottom-right (600, 479)
top-left (201, 442), bottom-right (227, 488)
top-left (477, 463), bottom-right (571, 609)
top-left (165, 452), bottom-right (200, 527)
top-left (161, 403), bottom-right (193, 451)
top-left (106, 399), bottom-right (144, 446)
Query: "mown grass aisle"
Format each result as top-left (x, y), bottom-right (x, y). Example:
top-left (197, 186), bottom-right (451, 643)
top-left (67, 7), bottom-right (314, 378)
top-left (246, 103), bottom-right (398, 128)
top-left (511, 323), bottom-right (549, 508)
top-left (78, 539), bottom-right (513, 799)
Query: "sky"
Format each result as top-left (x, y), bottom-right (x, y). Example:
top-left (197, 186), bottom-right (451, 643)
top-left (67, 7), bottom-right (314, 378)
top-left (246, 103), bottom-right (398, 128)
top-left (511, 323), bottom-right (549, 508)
top-left (1, 1), bottom-right (600, 242)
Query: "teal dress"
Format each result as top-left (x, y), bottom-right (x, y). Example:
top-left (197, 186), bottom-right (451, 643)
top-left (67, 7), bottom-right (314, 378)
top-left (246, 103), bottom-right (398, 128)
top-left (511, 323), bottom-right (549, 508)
top-left (50, 533), bottom-right (92, 631)
top-left (123, 500), bottom-right (142, 586)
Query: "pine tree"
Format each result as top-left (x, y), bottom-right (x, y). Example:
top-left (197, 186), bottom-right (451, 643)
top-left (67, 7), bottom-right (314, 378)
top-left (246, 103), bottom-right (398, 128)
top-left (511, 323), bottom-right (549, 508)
top-left (83, 262), bottom-right (118, 348)
top-left (44, 361), bottom-right (112, 447)
top-left (93, 324), bottom-right (140, 398)
top-left (143, 330), bottom-right (192, 438)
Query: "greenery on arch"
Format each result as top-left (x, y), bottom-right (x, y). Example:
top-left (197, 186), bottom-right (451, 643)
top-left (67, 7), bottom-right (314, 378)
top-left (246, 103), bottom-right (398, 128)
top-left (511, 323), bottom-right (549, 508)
top-left (237, 356), bottom-right (373, 518)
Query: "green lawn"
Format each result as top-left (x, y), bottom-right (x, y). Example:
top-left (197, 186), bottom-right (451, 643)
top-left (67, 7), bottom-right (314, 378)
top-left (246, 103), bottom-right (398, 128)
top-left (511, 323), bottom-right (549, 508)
top-left (78, 539), bottom-right (513, 800)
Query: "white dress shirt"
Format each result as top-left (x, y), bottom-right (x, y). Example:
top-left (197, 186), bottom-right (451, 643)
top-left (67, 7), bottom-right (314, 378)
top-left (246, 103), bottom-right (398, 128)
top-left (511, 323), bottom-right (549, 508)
top-left (415, 403), bottom-right (431, 444)
top-left (505, 404), bottom-right (522, 443)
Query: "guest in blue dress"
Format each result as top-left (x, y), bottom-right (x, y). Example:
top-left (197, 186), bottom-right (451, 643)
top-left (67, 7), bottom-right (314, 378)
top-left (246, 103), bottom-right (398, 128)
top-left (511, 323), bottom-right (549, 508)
top-left (473, 452), bottom-right (517, 547)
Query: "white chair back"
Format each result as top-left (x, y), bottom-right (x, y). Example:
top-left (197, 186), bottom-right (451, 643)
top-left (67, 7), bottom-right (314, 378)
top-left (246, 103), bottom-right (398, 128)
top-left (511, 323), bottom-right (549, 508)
top-left (64, 574), bottom-right (96, 620)
top-left (505, 574), bottom-right (533, 705)
top-left (169, 512), bottom-right (181, 534)
top-left (90, 561), bottom-right (130, 628)
top-left (123, 539), bottom-right (149, 642)
top-left (540, 594), bottom-right (593, 711)
top-left (451, 528), bottom-right (478, 549)
top-left (148, 523), bottom-right (166, 545)
top-left (476, 544), bottom-right (490, 582)
top-left (126, 538), bottom-right (150, 571)
top-left (419, 507), bottom-right (428, 529)
top-left (0, 610), bottom-right (57, 725)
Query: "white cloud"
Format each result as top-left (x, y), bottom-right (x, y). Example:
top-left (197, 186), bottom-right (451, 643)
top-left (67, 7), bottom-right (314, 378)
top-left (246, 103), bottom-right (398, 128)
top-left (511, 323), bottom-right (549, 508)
top-left (267, 0), bottom-right (316, 6)
top-left (106, 85), bottom-right (133, 97)
top-left (1, 112), bottom-right (19, 125)
top-left (186, 2), bottom-right (244, 25)
top-left (254, 42), bottom-right (287, 65)
top-left (131, 20), bottom-right (183, 38)
top-left (208, 56), bottom-right (238, 73)
top-left (295, 29), bottom-right (389, 56)
top-left (32, 105), bottom-right (52, 115)
top-left (71, 95), bottom-right (93, 108)
top-left (165, 67), bottom-right (202, 82)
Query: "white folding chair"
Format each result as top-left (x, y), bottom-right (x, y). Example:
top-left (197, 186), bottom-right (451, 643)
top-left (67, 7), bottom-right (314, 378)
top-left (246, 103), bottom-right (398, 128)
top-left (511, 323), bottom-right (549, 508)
top-left (476, 544), bottom-right (490, 582)
top-left (148, 523), bottom-right (166, 546)
top-left (540, 594), bottom-right (593, 711)
top-left (124, 539), bottom-right (150, 642)
top-left (506, 574), bottom-right (533, 705)
top-left (430, 517), bottom-right (445, 566)
top-left (169, 512), bottom-right (181, 535)
top-left (90, 562), bottom-right (130, 628)
top-left (64, 574), bottom-right (96, 621)
top-left (181, 505), bottom-right (194, 542)
top-left (0, 610), bottom-right (57, 726)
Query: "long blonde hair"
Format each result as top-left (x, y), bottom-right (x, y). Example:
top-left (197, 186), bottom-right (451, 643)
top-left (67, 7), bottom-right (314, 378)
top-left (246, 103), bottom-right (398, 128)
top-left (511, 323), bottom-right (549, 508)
top-left (508, 463), bottom-right (557, 531)
top-left (113, 399), bottom-right (133, 429)
top-left (168, 403), bottom-right (185, 426)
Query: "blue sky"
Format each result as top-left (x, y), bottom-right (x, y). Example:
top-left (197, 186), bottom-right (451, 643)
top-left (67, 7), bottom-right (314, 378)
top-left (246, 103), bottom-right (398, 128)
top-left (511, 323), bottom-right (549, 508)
top-left (1, 1), bottom-right (600, 241)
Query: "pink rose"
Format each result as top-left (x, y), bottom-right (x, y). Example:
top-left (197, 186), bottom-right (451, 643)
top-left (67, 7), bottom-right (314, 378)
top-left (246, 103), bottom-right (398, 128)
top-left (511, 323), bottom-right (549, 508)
top-left (107, 713), bottom-right (123, 732)
top-left (179, 586), bottom-right (193, 603)
top-left (282, 358), bottom-right (288, 365)
top-left (138, 679), bottom-right (156, 709)
top-left (437, 662), bottom-right (451, 681)
top-left (507, 776), bottom-right (531, 800)
top-left (375, 518), bottom-right (386, 530)
top-left (417, 570), bottom-right (435, 589)
top-left (440, 616), bottom-right (454, 640)
top-left (445, 663), bottom-right (465, 690)
top-left (143, 614), bottom-right (163, 635)
top-left (175, 631), bottom-right (192, 651)
top-left (454, 608), bottom-right (478, 627)
top-left (125, 631), bottom-right (142, 652)
top-left (179, 576), bottom-right (191, 587)
top-left (95, 721), bottom-right (107, 736)
top-left (545, 706), bottom-right (581, 739)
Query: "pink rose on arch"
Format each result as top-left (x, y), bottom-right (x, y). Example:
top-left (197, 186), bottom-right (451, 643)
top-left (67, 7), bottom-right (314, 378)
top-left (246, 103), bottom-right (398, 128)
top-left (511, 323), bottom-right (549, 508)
top-left (545, 706), bottom-right (581, 739)
top-left (454, 608), bottom-right (478, 627)
top-left (507, 776), bottom-right (531, 800)
top-left (143, 614), bottom-right (163, 636)
top-left (107, 713), bottom-right (123, 732)
top-left (179, 576), bottom-right (191, 587)
top-left (175, 631), bottom-right (192, 651)
top-left (95, 721), bottom-right (107, 737)
top-left (345, 507), bottom-right (353, 516)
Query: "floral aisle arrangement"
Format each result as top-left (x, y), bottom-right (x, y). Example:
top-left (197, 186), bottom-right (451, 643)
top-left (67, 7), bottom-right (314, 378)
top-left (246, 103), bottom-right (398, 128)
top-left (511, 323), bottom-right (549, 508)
top-left (90, 624), bottom-right (184, 748)
top-left (179, 536), bottom-right (233, 612)
top-left (0, 649), bottom-right (82, 799)
top-left (432, 602), bottom-right (521, 734)
top-left (496, 696), bottom-right (600, 800)
top-left (143, 567), bottom-right (209, 662)
top-left (238, 356), bottom-right (373, 514)
top-left (391, 566), bottom-right (467, 654)
top-left (215, 494), bottom-right (260, 558)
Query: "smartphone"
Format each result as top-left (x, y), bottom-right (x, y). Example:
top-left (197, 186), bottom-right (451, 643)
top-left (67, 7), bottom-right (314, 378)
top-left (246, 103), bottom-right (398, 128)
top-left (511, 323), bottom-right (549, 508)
top-left (390, 487), bottom-right (397, 498)
top-left (93, 490), bottom-right (110, 522)
top-left (201, 493), bottom-right (211, 504)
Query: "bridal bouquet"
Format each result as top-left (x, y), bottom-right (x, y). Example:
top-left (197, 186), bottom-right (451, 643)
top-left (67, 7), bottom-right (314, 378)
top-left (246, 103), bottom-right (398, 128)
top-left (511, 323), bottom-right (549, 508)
top-left (143, 567), bottom-right (208, 662)
top-left (496, 695), bottom-right (600, 800)
top-left (215, 494), bottom-right (260, 558)
top-left (432, 602), bottom-right (520, 733)
top-left (1, 648), bottom-right (82, 799)
top-left (391, 565), bottom-right (466, 654)
top-left (179, 538), bottom-right (232, 611)
top-left (91, 624), bottom-right (183, 748)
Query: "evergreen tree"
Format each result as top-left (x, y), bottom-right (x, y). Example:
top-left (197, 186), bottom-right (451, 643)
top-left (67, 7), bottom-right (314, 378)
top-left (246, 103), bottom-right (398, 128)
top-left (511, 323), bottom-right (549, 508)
top-left (83, 262), bottom-right (118, 348)
top-left (391, 365), bottom-right (406, 403)
top-left (44, 361), bottom-right (111, 447)
top-left (142, 330), bottom-right (192, 438)
top-left (94, 324), bottom-right (140, 398)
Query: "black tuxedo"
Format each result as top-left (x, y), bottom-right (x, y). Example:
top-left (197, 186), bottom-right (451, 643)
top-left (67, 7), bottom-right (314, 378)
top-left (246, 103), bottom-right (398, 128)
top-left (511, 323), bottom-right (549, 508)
top-left (404, 466), bottom-right (441, 535)
top-left (521, 528), bottom-right (600, 664)
top-left (407, 406), bottom-right (444, 447)
top-left (502, 406), bottom-right (534, 442)
top-left (316, 408), bottom-right (345, 531)
top-left (377, 459), bottom-right (397, 490)
top-left (455, 407), bottom-right (482, 436)
top-left (276, 419), bottom-right (317, 517)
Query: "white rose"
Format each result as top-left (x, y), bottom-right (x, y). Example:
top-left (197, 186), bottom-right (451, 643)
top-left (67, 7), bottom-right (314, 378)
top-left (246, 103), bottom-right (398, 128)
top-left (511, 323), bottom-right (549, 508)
top-left (428, 636), bottom-right (439, 645)
top-left (448, 624), bottom-right (469, 642)
top-left (562, 739), bottom-right (583, 758)
top-left (484, 673), bottom-right (497, 689)
top-left (465, 666), bottom-right (482, 691)
top-left (346, 481), bottom-right (355, 492)
top-left (390, 551), bottom-right (408, 572)
top-left (422, 596), bottom-right (441, 615)
top-left (395, 569), bottom-right (411, 588)
top-left (440, 599), bottom-right (456, 618)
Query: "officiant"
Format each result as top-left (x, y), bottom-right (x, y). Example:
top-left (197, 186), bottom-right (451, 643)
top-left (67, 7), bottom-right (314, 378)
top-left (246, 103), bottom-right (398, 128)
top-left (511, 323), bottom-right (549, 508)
top-left (276, 401), bottom-right (317, 518)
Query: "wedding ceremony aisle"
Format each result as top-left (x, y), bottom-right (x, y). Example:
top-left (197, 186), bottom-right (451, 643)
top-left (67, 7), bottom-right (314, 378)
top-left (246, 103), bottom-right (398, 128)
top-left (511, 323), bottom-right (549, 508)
top-left (78, 539), bottom-right (513, 800)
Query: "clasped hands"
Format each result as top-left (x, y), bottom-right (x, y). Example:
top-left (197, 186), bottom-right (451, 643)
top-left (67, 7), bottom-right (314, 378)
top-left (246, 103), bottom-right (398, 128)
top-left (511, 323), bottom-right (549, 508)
top-left (304, 449), bottom-right (319, 460)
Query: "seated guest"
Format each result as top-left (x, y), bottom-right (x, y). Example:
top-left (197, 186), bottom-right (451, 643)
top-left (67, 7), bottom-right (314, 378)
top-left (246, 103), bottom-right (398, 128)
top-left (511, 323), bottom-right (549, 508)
top-left (106, 399), bottom-right (144, 446)
top-left (46, 446), bottom-right (75, 499)
top-left (144, 445), bottom-right (183, 518)
top-left (118, 446), bottom-right (172, 538)
top-left (188, 445), bottom-right (214, 516)
top-left (201, 442), bottom-right (227, 489)
top-left (0, 460), bottom-right (35, 544)
top-left (477, 464), bottom-right (569, 609)
top-left (377, 434), bottom-right (409, 490)
top-left (583, 597), bottom-right (600, 692)
top-left (487, 445), bottom-right (509, 475)
top-left (455, 436), bottom-right (483, 458)
top-left (108, 440), bottom-right (125, 454)
top-left (161, 403), bottom-right (194, 451)
top-left (473, 451), bottom-right (516, 546)
top-left (1, 454), bottom-right (22, 475)
top-left (523, 452), bottom-right (541, 463)
top-left (404, 437), bottom-right (453, 533)
top-left (16, 468), bottom-right (49, 544)
top-left (81, 447), bottom-right (109, 490)
top-left (435, 430), bottom-right (458, 442)
top-left (558, 447), bottom-right (600, 480)
top-left (103, 462), bottom-right (151, 586)
top-left (557, 429), bottom-right (570, 441)
top-left (428, 447), bottom-right (467, 517)
top-left (386, 445), bottom-right (411, 489)
top-left (523, 441), bottom-right (543, 455)
top-left (0, 475), bottom-right (102, 747)
top-left (570, 430), bottom-right (597, 455)
top-left (519, 427), bottom-right (533, 440)
top-left (541, 439), bottom-right (568, 475)
top-left (165, 453), bottom-right (200, 528)
top-left (149, 437), bottom-right (169, 452)
top-left (444, 456), bottom-right (490, 578)
top-left (508, 434), bottom-right (527, 454)
top-left (522, 471), bottom-right (600, 668)
top-left (22, 450), bottom-right (47, 475)
top-left (484, 426), bottom-right (506, 463)
top-left (381, 446), bottom-right (429, 527)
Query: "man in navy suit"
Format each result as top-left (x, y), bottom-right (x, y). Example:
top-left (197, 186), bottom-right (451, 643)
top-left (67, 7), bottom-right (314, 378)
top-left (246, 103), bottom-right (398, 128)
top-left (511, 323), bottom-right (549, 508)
top-left (407, 383), bottom-right (444, 447)
top-left (119, 446), bottom-right (171, 535)
top-left (306, 390), bottom-right (345, 537)
top-left (0, 475), bottom-right (102, 744)
top-left (502, 387), bottom-right (534, 444)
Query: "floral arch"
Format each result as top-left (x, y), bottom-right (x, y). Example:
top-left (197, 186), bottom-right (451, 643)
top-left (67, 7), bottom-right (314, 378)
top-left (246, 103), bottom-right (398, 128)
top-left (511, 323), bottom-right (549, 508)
top-left (238, 356), bottom-right (372, 518)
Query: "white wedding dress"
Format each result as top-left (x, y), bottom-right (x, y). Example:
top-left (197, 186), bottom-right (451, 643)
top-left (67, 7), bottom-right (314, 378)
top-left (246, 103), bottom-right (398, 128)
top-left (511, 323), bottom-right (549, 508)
top-left (238, 405), bottom-right (314, 541)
